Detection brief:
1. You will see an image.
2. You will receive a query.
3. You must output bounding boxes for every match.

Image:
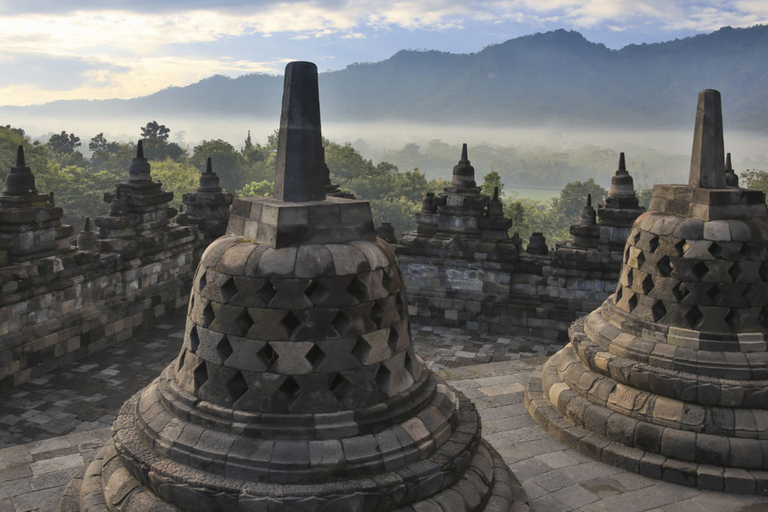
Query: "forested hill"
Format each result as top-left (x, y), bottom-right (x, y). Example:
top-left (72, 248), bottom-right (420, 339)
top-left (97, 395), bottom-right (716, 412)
top-left (6, 25), bottom-right (768, 131)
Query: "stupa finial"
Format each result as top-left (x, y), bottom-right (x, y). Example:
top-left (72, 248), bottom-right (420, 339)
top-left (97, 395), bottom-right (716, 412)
top-left (617, 152), bottom-right (627, 174)
top-left (689, 89), bottom-right (726, 189)
top-left (274, 61), bottom-right (326, 202)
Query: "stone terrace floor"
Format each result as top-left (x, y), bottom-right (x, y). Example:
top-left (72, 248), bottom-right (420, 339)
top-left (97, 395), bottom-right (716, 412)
top-left (2, 311), bottom-right (768, 511)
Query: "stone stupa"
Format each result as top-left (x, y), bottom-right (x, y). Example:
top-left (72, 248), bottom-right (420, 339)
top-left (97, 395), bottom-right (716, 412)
top-left (60, 61), bottom-right (526, 511)
top-left (526, 89), bottom-right (768, 494)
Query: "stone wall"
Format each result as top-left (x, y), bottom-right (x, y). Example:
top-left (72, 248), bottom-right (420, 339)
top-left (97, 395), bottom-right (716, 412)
top-left (398, 244), bottom-right (622, 343)
top-left (0, 223), bottom-right (201, 388)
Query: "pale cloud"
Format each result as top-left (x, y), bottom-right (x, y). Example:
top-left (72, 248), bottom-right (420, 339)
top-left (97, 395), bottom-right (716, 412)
top-left (0, 0), bottom-right (766, 106)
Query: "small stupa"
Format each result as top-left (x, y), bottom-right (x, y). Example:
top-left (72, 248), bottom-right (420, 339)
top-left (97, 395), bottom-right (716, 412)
top-left (0, 146), bottom-right (74, 264)
top-left (177, 157), bottom-right (233, 242)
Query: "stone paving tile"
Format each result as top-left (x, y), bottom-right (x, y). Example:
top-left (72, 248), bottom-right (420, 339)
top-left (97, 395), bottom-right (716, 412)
top-left (2, 312), bottom-right (767, 511)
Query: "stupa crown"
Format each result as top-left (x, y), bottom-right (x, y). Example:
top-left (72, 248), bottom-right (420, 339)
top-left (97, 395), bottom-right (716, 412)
top-left (450, 143), bottom-right (477, 189)
top-left (3, 146), bottom-right (38, 197)
top-left (128, 141), bottom-right (151, 182)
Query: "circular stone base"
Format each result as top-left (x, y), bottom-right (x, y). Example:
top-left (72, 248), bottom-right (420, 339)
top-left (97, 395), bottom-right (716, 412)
top-left (525, 352), bottom-right (768, 496)
top-left (59, 438), bottom-right (529, 511)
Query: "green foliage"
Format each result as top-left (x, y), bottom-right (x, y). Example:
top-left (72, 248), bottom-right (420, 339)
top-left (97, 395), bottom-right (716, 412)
top-left (191, 139), bottom-right (245, 192)
top-left (150, 159), bottom-right (200, 210)
top-left (742, 169), bottom-right (768, 197)
top-left (141, 121), bottom-right (170, 143)
top-left (550, 178), bottom-right (607, 222)
top-left (481, 171), bottom-right (503, 197)
top-left (140, 121), bottom-right (186, 162)
top-left (238, 180), bottom-right (274, 198)
top-left (637, 188), bottom-right (653, 209)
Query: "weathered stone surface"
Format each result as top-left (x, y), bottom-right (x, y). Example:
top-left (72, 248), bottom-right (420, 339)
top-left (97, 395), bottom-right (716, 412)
top-left (62, 61), bottom-right (524, 511)
top-left (527, 89), bottom-right (768, 495)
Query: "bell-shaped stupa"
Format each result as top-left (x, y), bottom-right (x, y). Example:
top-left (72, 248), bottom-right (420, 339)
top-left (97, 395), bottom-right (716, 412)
top-left (526, 89), bottom-right (768, 494)
top-left (61, 62), bottom-right (525, 511)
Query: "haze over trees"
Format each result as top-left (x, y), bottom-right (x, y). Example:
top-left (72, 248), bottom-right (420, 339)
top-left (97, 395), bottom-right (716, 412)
top-left (2, 121), bottom-right (762, 248)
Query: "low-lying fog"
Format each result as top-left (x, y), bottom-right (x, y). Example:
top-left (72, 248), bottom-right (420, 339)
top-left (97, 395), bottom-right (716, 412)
top-left (3, 111), bottom-right (767, 199)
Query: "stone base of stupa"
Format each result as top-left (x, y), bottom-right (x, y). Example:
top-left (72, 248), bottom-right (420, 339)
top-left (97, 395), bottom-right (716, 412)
top-left (525, 311), bottom-right (768, 495)
top-left (61, 368), bottom-right (528, 512)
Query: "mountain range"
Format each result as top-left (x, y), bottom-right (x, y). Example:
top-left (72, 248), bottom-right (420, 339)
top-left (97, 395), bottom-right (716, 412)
top-left (5, 25), bottom-right (768, 131)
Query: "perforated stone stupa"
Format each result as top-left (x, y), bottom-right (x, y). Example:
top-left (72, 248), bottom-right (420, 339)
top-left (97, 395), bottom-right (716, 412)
top-left (61, 61), bottom-right (525, 511)
top-left (526, 90), bottom-right (768, 494)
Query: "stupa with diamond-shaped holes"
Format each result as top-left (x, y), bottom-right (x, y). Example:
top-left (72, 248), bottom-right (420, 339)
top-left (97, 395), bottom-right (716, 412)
top-left (526, 90), bottom-right (768, 494)
top-left (60, 61), bottom-right (526, 511)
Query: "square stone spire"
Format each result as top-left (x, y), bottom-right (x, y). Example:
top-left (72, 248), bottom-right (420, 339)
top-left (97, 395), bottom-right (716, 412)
top-left (688, 89), bottom-right (726, 189)
top-left (274, 61), bottom-right (326, 202)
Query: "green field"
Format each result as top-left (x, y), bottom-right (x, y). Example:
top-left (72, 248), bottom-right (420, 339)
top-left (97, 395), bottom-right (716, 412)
top-left (506, 186), bottom-right (561, 202)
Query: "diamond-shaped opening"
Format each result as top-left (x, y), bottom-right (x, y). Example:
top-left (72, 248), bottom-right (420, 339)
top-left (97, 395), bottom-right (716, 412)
top-left (760, 262), bottom-right (768, 282)
top-left (216, 335), bottom-right (233, 363)
top-left (382, 269), bottom-right (394, 293)
top-left (624, 248), bottom-right (630, 264)
top-left (615, 285), bottom-right (623, 304)
top-left (626, 269), bottom-right (634, 288)
top-left (657, 256), bottom-right (673, 277)
top-left (404, 350), bottom-right (414, 377)
top-left (257, 343), bottom-right (279, 369)
top-left (202, 303), bottom-right (215, 328)
top-left (673, 282), bottom-right (690, 302)
top-left (227, 371), bottom-right (248, 404)
top-left (347, 275), bottom-right (368, 302)
top-left (708, 242), bottom-right (722, 259)
top-left (707, 284), bottom-right (722, 303)
top-left (352, 337), bottom-right (372, 365)
top-left (387, 327), bottom-right (400, 351)
top-left (685, 306), bottom-right (704, 329)
top-left (651, 300), bottom-right (667, 322)
top-left (729, 263), bottom-right (741, 282)
top-left (371, 301), bottom-right (384, 328)
top-left (189, 325), bottom-right (200, 353)
top-left (277, 376), bottom-right (301, 409)
top-left (193, 362), bottom-right (208, 392)
top-left (236, 309), bottom-right (254, 336)
top-left (760, 307), bottom-right (768, 329)
top-left (305, 344), bottom-right (326, 369)
top-left (331, 310), bottom-right (352, 336)
top-left (675, 240), bottom-right (687, 257)
top-left (632, 231), bottom-right (642, 246)
top-left (177, 349), bottom-right (186, 372)
top-left (221, 277), bottom-right (238, 304)
top-left (648, 236), bottom-right (660, 253)
top-left (641, 275), bottom-right (655, 294)
top-left (330, 373), bottom-right (352, 403)
top-left (257, 280), bottom-right (277, 306)
top-left (692, 261), bottom-right (709, 280)
top-left (305, 279), bottom-right (329, 305)
top-left (636, 251), bottom-right (646, 270)
top-left (395, 293), bottom-right (405, 318)
top-left (627, 293), bottom-right (638, 312)
top-left (741, 242), bottom-right (752, 257)
top-left (375, 364), bottom-right (392, 394)
top-left (199, 271), bottom-right (207, 291)
top-left (724, 309), bottom-right (739, 331)
top-left (281, 311), bottom-right (302, 339)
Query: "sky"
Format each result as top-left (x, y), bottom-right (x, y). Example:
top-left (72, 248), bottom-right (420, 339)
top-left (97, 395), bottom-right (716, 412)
top-left (0, 1), bottom-right (766, 107)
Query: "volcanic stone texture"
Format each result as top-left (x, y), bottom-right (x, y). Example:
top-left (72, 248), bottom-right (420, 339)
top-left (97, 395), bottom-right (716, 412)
top-left (526, 208), bottom-right (768, 495)
top-left (60, 199), bottom-right (525, 511)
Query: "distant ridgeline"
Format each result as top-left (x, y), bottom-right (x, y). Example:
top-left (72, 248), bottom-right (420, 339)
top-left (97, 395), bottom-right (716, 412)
top-left (4, 25), bottom-right (768, 131)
